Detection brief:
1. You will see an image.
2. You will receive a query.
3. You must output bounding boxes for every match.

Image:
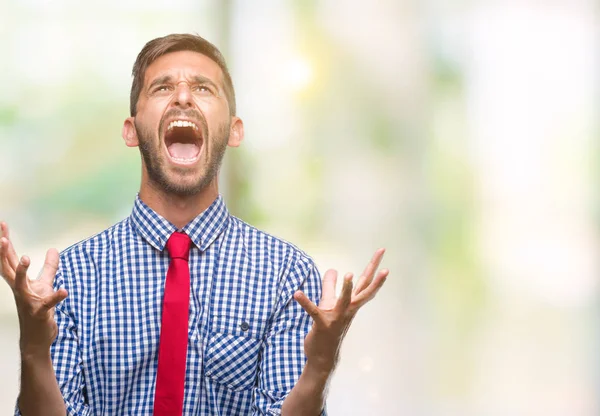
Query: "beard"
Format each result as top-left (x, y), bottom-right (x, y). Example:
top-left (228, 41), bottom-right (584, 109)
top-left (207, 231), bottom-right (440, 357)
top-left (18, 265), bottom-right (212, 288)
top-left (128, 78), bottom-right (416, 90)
top-left (135, 115), bottom-right (229, 197)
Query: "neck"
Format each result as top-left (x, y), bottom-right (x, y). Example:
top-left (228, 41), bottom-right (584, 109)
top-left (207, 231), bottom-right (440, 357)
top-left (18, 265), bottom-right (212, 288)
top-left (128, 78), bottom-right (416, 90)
top-left (139, 176), bottom-right (219, 230)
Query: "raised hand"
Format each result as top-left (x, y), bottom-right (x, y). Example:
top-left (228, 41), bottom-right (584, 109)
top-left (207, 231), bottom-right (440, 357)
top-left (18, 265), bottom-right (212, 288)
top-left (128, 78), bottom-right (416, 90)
top-left (0, 222), bottom-right (67, 354)
top-left (293, 248), bottom-right (389, 372)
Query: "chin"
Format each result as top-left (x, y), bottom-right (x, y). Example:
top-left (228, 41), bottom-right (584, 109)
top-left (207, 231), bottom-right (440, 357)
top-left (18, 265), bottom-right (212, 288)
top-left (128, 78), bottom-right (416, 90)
top-left (158, 171), bottom-right (215, 196)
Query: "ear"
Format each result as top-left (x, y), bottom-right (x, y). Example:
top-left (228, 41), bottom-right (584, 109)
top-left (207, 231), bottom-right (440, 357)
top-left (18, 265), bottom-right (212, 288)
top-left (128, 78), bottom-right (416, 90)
top-left (122, 117), bottom-right (139, 147)
top-left (227, 116), bottom-right (244, 148)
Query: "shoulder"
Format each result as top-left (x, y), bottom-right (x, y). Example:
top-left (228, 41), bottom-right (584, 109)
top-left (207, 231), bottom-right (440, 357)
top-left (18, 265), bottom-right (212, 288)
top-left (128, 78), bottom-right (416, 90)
top-left (53, 217), bottom-right (132, 313)
top-left (226, 216), bottom-right (321, 303)
top-left (58, 217), bottom-right (131, 272)
top-left (227, 215), bottom-right (316, 273)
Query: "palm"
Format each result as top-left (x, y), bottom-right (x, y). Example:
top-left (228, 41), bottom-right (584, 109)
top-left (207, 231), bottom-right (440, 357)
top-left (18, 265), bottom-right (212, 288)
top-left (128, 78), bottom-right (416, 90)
top-left (294, 248), bottom-right (389, 370)
top-left (22, 278), bottom-right (59, 320)
top-left (1, 222), bottom-right (67, 348)
top-left (28, 278), bottom-right (57, 302)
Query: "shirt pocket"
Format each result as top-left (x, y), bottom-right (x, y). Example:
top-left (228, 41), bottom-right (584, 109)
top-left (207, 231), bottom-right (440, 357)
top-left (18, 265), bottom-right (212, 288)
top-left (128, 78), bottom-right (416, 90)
top-left (204, 317), bottom-right (264, 391)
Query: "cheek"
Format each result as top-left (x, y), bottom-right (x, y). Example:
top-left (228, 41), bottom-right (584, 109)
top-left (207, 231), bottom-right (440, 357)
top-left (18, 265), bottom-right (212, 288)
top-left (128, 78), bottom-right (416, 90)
top-left (196, 97), bottom-right (229, 117)
top-left (139, 112), bottom-right (163, 134)
top-left (202, 107), bottom-right (230, 130)
top-left (139, 98), bottom-right (168, 122)
top-left (135, 119), bottom-right (159, 144)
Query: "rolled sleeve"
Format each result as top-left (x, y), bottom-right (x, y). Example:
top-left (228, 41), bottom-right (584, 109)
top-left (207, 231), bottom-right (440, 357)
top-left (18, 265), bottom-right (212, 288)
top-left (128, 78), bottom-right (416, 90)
top-left (14, 269), bottom-right (90, 416)
top-left (252, 256), bottom-right (327, 415)
top-left (52, 305), bottom-right (91, 415)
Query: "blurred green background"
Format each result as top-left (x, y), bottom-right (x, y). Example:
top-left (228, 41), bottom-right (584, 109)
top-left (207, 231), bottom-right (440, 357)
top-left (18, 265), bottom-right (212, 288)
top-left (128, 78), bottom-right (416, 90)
top-left (0, 0), bottom-right (598, 414)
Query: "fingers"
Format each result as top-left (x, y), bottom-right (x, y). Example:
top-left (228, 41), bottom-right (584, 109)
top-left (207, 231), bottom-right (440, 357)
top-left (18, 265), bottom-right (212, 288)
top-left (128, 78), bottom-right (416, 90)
top-left (0, 222), bottom-right (9, 239)
top-left (354, 268), bottom-right (389, 307)
top-left (39, 248), bottom-right (60, 285)
top-left (14, 255), bottom-right (31, 292)
top-left (319, 269), bottom-right (338, 308)
top-left (6, 238), bottom-right (20, 270)
top-left (0, 223), bottom-right (19, 267)
top-left (335, 273), bottom-right (354, 312)
top-left (293, 290), bottom-right (321, 323)
top-left (43, 288), bottom-right (68, 310)
top-left (0, 238), bottom-right (13, 281)
top-left (354, 248), bottom-right (385, 295)
top-left (0, 235), bottom-right (20, 280)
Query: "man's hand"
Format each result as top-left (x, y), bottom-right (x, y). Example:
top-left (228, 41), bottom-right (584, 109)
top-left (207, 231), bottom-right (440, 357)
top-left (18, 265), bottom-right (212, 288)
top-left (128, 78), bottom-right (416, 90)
top-left (0, 222), bottom-right (67, 355)
top-left (293, 248), bottom-right (389, 374)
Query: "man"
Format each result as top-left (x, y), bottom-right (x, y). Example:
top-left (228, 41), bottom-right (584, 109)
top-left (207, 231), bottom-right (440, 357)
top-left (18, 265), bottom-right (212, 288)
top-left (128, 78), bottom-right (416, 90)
top-left (0, 34), bottom-right (388, 415)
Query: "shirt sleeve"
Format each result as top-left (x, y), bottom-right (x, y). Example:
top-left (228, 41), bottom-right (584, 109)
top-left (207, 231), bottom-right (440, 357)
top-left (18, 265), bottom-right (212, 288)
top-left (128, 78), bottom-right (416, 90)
top-left (252, 255), bottom-right (327, 416)
top-left (52, 300), bottom-right (92, 415)
top-left (14, 269), bottom-right (91, 416)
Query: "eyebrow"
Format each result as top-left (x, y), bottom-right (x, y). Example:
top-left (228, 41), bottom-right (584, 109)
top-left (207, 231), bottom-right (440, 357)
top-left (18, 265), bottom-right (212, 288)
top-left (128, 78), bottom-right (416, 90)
top-left (147, 74), bottom-right (221, 94)
top-left (147, 75), bottom-right (172, 92)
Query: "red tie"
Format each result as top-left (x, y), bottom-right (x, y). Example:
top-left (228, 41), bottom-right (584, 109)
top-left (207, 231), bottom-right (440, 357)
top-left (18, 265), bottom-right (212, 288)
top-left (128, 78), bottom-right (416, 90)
top-left (154, 231), bottom-right (191, 416)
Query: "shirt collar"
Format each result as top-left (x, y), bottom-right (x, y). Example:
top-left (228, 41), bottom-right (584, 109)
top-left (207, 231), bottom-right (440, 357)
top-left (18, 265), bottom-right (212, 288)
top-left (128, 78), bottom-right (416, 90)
top-left (130, 194), bottom-right (229, 252)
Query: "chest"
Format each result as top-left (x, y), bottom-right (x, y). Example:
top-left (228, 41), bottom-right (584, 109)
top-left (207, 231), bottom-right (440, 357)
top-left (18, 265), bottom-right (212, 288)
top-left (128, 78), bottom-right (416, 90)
top-left (80, 246), bottom-right (284, 395)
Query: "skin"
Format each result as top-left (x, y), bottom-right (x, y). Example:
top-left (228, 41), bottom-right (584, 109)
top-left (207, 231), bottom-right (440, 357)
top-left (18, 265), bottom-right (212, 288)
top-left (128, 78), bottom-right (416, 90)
top-left (122, 50), bottom-right (245, 229)
top-left (283, 249), bottom-right (389, 415)
top-left (0, 223), bottom-right (66, 416)
top-left (0, 50), bottom-right (389, 416)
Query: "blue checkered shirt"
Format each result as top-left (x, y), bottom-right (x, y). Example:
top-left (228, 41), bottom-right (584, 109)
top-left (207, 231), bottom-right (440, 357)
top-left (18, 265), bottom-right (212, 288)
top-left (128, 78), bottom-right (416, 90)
top-left (15, 195), bottom-right (323, 415)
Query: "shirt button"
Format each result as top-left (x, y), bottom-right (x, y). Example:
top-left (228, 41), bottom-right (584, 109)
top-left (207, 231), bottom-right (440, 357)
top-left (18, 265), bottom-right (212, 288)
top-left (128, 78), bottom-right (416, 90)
top-left (240, 321), bottom-right (249, 332)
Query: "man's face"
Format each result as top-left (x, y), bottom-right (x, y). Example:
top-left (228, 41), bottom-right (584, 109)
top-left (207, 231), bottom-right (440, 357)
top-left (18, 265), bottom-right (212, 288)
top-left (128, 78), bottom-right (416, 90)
top-left (125, 50), bottom-right (240, 196)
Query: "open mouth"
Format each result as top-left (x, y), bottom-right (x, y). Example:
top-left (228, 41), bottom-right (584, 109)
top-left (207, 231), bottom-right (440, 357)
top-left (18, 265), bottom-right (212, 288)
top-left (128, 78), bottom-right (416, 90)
top-left (164, 120), bottom-right (203, 165)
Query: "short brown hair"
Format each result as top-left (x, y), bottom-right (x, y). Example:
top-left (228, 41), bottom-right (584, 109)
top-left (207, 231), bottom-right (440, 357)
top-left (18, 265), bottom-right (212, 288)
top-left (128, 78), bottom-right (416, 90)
top-left (129, 34), bottom-right (236, 116)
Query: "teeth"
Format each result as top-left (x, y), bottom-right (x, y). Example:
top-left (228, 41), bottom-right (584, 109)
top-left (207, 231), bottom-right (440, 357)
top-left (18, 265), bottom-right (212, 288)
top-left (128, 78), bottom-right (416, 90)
top-left (171, 156), bottom-right (199, 163)
top-left (167, 120), bottom-right (199, 131)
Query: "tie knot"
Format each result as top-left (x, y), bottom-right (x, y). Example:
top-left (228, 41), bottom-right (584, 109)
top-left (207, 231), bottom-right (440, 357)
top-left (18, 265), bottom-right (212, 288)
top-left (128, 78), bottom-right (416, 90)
top-left (166, 231), bottom-right (191, 260)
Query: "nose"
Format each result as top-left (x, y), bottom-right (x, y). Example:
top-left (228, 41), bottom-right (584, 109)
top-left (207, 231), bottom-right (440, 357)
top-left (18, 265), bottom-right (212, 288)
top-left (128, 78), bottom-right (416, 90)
top-left (172, 82), bottom-right (193, 109)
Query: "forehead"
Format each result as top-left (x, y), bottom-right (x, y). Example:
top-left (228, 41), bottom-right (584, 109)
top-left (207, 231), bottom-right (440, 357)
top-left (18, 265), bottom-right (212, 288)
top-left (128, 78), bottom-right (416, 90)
top-left (143, 50), bottom-right (224, 87)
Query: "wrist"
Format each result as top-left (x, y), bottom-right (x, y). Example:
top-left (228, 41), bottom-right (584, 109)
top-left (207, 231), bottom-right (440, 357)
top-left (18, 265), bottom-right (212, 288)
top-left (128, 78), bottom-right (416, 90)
top-left (20, 340), bottom-right (52, 362)
top-left (282, 360), bottom-right (332, 415)
top-left (303, 358), bottom-right (336, 382)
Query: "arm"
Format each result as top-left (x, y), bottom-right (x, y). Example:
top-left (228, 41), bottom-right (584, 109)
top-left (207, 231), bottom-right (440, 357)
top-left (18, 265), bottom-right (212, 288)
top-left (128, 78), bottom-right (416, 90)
top-left (0, 222), bottom-right (67, 416)
top-left (19, 348), bottom-right (65, 416)
top-left (282, 249), bottom-right (389, 415)
top-left (252, 255), bottom-right (323, 415)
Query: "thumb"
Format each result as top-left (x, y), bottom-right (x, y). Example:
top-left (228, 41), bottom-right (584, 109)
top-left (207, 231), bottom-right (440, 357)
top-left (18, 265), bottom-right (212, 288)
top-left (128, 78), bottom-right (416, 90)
top-left (294, 291), bottom-right (322, 324)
